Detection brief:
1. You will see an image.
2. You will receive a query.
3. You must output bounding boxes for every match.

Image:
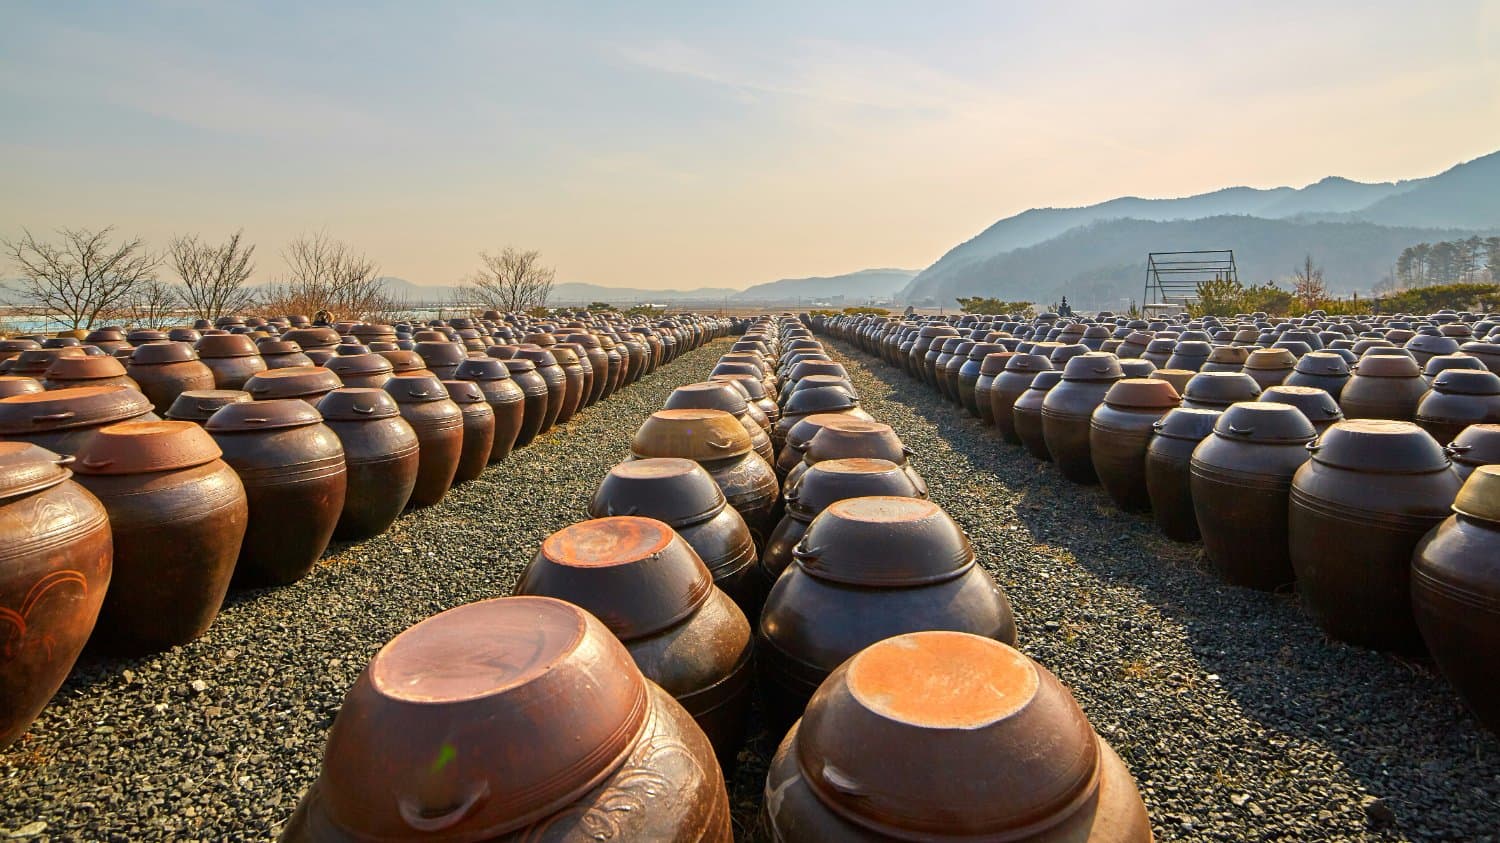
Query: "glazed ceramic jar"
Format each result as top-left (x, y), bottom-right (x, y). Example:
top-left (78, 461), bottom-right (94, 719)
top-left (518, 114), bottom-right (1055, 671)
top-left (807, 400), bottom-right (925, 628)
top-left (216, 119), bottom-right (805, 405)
top-left (325, 353), bottom-right (394, 390)
top-left (1165, 340), bottom-right (1213, 372)
top-left (453, 358), bottom-right (526, 462)
top-left (316, 389), bottom-right (419, 541)
top-left (1411, 466), bottom-right (1500, 733)
top-left (764, 631), bottom-right (1152, 841)
top-left (514, 347), bottom-right (571, 428)
top-left (413, 340), bottom-right (467, 379)
top-left (443, 380), bottom-right (496, 484)
top-left (257, 340), bottom-right (314, 370)
top-left (551, 344), bottom-right (592, 418)
top-left (1284, 351), bottom-right (1351, 399)
top-left (127, 342), bottom-right (217, 415)
top-left (1013, 370), bottom-right (1064, 461)
top-left (1042, 352), bottom-right (1125, 483)
top-left (1289, 420), bottom-right (1463, 653)
top-left (1191, 403), bottom-right (1317, 591)
top-left (961, 346), bottom-right (1011, 419)
top-left (1340, 355), bottom-right (1428, 421)
top-left (762, 458), bottom-right (927, 580)
top-left (664, 382), bottom-right (775, 464)
top-left (384, 373), bottom-right (464, 508)
top-left (631, 409), bottom-right (780, 547)
top-left (1259, 385), bottom-right (1343, 434)
top-left (758, 496), bottom-right (1016, 732)
top-left (1145, 408), bottom-right (1223, 542)
top-left (775, 414), bottom-right (852, 480)
top-left (244, 366), bottom-right (343, 406)
top-left (73, 421), bottom-right (248, 653)
top-left (0, 443), bottom-right (112, 749)
top-left (773, 385), bottom-right (873, 452)
top-left (1415, 369), bottom-right (1500, 445)
top-left (590, 458), bottom-right (763, 618)
top-left (786, 417), bottom-right (924, 495)
top-left (1447, 423), bottom-right (1500, 483)
top-left (516, 517), bottom-right (754, 766)
top-left (1180, 371), bottom-right (1263, 411)
top-left (1243, 348), bottom-right (1297, 390)
top-left (1090, 378), bottom-right (1182, 512)
top-left (0, 385), bottom-right (157, 456)
top-left (206, 400), bottom-right (347, 586)
top-left (195, 334), bottom-right (268, 390)
top-left (991, 354), bottom-right (1053, 444)
top-left (41, 355), bottom-right (138, 392)
top-left (502, 359), bottom-right (551, 447)
top-left (281, 597), bottom-right (733, 840)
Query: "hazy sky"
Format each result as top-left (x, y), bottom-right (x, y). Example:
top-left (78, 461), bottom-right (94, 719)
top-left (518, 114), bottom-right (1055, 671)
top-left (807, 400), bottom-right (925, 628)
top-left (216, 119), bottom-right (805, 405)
top-left (3, 1), bottom-right (1497, 291)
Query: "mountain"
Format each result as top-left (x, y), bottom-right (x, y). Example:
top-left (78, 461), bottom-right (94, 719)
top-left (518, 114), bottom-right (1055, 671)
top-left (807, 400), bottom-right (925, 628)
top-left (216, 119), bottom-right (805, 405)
top-left (548, 282), bottom-right (740, 304)
top-left (731, 268), bottom-right (917, 302)
top-left (900, 150), bottom-right (1500, 307)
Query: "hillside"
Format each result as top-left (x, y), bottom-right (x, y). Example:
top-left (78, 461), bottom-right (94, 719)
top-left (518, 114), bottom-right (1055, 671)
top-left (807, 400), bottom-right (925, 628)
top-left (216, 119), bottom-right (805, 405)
top-left (732, 268), bottom-right (916, 302)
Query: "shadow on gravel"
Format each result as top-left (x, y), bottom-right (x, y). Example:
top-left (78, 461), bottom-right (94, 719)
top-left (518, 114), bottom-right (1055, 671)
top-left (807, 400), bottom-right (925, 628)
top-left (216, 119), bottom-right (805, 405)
top-left (826, 340), bottom-right (1500, 841)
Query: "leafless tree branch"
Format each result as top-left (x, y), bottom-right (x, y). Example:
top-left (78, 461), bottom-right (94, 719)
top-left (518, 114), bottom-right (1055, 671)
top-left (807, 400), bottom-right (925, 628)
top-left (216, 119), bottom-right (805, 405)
top-left (3, 226), bottom-right (162, 331)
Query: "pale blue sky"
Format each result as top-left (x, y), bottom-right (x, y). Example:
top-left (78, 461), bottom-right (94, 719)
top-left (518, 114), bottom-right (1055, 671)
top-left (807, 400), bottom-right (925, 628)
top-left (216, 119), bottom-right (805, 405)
top-left (3, 1), bottom-right (1497, 289)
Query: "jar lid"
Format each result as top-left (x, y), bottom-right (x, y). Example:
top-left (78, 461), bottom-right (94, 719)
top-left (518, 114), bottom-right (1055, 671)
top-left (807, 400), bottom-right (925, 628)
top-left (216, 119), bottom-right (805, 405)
top-left (805, 419), bottom-right (908, 465)
top-left (1453, 465), bottom-right (1500, 522)
top-left (979, 352), bottom-right (1018, 375)
top-left (443, 380), bottom-right (488, 404)
top-left (0, 376), bottom-right (44, 399)
top-left (194, 334), bottom-right (259, 358)
top-left (631, 408), bottom-right (752, 461)
top-left (1431, 369), bottom-right (1500, 396)
top-left (316, 387), bottom-right (401, 420)
top-left (129, 341), bottom-right (200, 365)
top-left (206, 398), bottom-right (323, 432)
top-left (1028, 370), bottom-right (1065, 390)
top-left (256, 340), bottom-right (304, 355)
top-left (383, 372), bottom-right (451, 403)
top-left (1103, 377), bottom-right (1180, 410)
top-left (415, 341), bottom-right (468, 365)
top-left (326, 353), bottom-right (394, 378)
top-left (786, 458), bottom-right (923, 517)
top-left (0, 441), bottom-right (74, 500)
top-left (1354, 355), bottom-right (1422, 378)
top-left (663, 381), bottom-right (749, 415)
top-left (590, 457), bottom-right (726, 526)
top-left (1244, 348), bottom-right (1297, 370)
top-left (165, 389), bottom-right (252, 422)
top-left (453, 358), bottom-right (512, 381)
top-left (73, 420), bottom-right (222, 474)
top-left (244, 366), bottom-right (342, 399)
top-left (45, 355), bottom-right (129, 381)
top-left (792, 496), bottom-right (972, 586)
top-left (0, 385), bottom-right (154, 433)
top-left (1447, 423), bottom-right (1500, 466)
top-left (1214, 402), bottom-right (1316, 444)
top-left (1310, 420), bottom-right (1450, 473)
top-left (1060, 351), bottom-right (1123, 382)
top-left (1152, 407), bottom-right (1223, 440)
top-left (501, 358), bottom-right (536, 374)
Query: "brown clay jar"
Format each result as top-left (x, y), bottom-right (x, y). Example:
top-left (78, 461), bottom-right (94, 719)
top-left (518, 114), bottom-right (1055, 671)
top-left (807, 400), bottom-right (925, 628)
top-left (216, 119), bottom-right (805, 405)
top-left (786, 417), bottom-right (924, 495)
top-left (553, 343), bottom-right (593, 416)
top-left (195, 334), bottom-right (268, 390)
top-left (1013, 370), bottom-right (1064, 461)
top-left (962, 346), bottom-right (1011, 419)
top-left (443, 380), bottom-right (496, 484)
top-left (316, 389), bottom-right (419, 541)
top-left (325, 353), bottom-right (394, 390)
top-left (632, 409), bottom-right (780, 549)
top-left (516, 517), bottom-right (754, 768)
top-left (0, 443), bottom-right (112, 749)
top-left (41, 355), bottom-right (138, 392)
top-left (992, 354), bottom-right (1053, 444)
top-left (1259, 385), bottom-right (1344, 434)
top-left (454, 358), bottom-right (525, 462)
top-left (1448, 423), bottom-right (1500, 483)
top-left (664, 381), bottom-right (775, 465)
top-left (205, 400), bottom-right (347, 586)
top-left (515, 347), bottom-right (572, 428)
top-left (1042, 352), bottom-right (1124, 483)
top-left (1091, 378), bottom-right (1181, 512)
top-left (73, 421), bottom-right (247, 654)
top-left (258, 340), bottom-right (314, 370)
top-left (502, 359), bottom-right (551, 447)
top-left (1145, 408), bottom-right (1222, 542)
top-left (0, 385), bottom-right (157, 456)
top-left (384, 373), bottom-right (463, 508)
top-left (1340, 354), bottom-right (1427, 420)
top-left (244, 366), bottom-right (343, 407)
top-left (126, 342), bottom-right (217, 415)
top-left (1414, 369), bottom-right (1500, 445)
top-left (762, 458), bottom-right (927, 581)
top-left (280, 596), bottom-right (732, 841)
top-left (1180, 370), bottom-right (1262, 411)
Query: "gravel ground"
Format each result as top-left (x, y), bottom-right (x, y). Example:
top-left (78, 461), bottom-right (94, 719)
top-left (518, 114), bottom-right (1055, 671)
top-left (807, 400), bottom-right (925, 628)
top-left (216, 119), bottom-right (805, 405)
top-left (0, 338), bottom-right (740, 842)
top-left (789, 336), bottom-right (1500, 842)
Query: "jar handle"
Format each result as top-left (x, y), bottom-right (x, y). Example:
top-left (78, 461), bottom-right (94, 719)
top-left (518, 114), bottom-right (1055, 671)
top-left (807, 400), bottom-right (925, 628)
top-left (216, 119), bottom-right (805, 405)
top-left (79, 456), bottom-right (114, 469)
top-left (353, 404), bottom-right (375, 415)
top-left (1305, 441), bottom-right (1323, 453)
top-left (32, 411), bottom-right (76, 423)
top-left (53, 454), bottom-right (76, 467)
top-left (707, 437), bottom-right (737, 450)
top-left (1151, 420), bottom-right (1166, 431)
top-left (397, 780), bottom-right (490, 832)
top-left (1446, 443), bottom-right (1472, 455)
top-left (604, 503), bottom-right (638, 517)
top-left (1227, 425), bottom-right (1253, 436)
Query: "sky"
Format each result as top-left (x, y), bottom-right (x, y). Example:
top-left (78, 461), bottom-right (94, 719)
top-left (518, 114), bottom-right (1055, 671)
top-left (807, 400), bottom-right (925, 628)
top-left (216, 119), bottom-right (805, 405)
top-left (3, 1), bottom-right (1498, 291)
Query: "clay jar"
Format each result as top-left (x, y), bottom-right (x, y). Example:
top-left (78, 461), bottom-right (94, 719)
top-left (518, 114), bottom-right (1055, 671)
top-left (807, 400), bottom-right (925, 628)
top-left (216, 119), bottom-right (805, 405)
top-left (1091, 378), bottom-right (1181, 512)
top-left (961, 345), bottom-right (1010, 418)
top-left (41, 355), bottom-right (138, 392)
top-left (1289, 420), bottom-right (1463, 653)
top-left (453, 358), bottom-right (525, 462)
top-left (244, 366), bottom-right (343, 406)
top-left (1201, 345), bottom-right (1249, 372)
top-left (1415, 369), bottom-right (1500, 445)
top-left (165, 389), bottom-right (252, 424)
top-left (206, 400), bottom-right (346, 587)
top-left (991, 354), bottom-right (1053, 444)
top-left (195, 334), bottom-right (268, 390)
top-left (590, 458), bottom-right (763, 618)
top-left (126, 342), bottom-right (217, 415)
top-left (1243, 348), bottom-right (1297, 390)
top-left (775, 413), bottom-right (852, 480)
top-left (1259, 385), bottom-right (1343, 434)
top-left (786, 417), bottom-right (924, 494)
top-left (762, 458), bottom-right (927, 580)
top-left (1191, 403), bottom-right (1316, 591)
top-left (72, 421), bottom-right (248, 653)
top-left (1180, 370), bottom-right (1262, 411)
top-left (0, 376), bottom-right (43, 399)
top-left (1013, 370), bottom-right (1064, 461)
top-left (258, 340), bottom-right (314, 369)
top-left (515, 347), bottom-right (572, 428)
top-left (384, 373), bottom-right (464, 508)
top-left (1042, 352), bottom-right (1124, 483)
top-left (0, 385), bottom-right (157, 456)
top-left (1284, 351), bottom-right (1352, 399)
top-left (280, 596), bottom-right (732, 842)
top-left (316, 389), bottom-right (420, 541)
top-left (502, 359), bottom-right (550, 446)
top-left (1340, 355), bottom-right (1427, 421)
top-left (758, 496), bottom-right (1016, 733)
top-left (442, 380), bottom-right (496, 484)
top-left (1448, 423), bottom-right (1500, 483)
top-left (631, 409), bottom-right (780, 547)
top-left (552, 344), bottom-right (593, 417)
top-left (764, 631), bottom-right (1151, 842)
top-left (1145, 407), bottom-right (1222, 542)
top-left (664, 381), bottom-right (775, 464)
top-left (1411, 466), bottom-right (1500, 732)
top-left (773, 385), bottom-right (872, 453)
top-left (516, 517), bottom-right (754, 767)
top-left (0, 443), bottom-right (112, 749)
top-left (413, 341), bottom-right (466, 379)
top-left (325, 353), bottom-right (394, 390)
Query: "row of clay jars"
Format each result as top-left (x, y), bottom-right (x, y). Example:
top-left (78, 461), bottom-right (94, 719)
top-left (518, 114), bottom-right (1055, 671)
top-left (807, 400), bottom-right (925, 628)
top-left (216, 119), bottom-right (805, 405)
top-left (0, 443), bottom-right (113, 749)
top-left (281, 596), bottom-right (732, 841)
top-left (515, 517), bottom-right (754, 770)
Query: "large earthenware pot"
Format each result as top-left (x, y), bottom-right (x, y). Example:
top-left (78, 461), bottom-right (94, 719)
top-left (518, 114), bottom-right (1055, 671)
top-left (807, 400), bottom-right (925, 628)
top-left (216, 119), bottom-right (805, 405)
top-left (1145, 407), bottom-right (1222, 542)
top-left (206, 400), bottom-right (346, 587)
top-left (631, 409), bottom-right (780, 547)
top-left (9, 348), bottom-right (86, 379)
top-left (281, 597), bottom-right (734, 840)
top-left (764, 631), bottom-right (1152, 842)
top-left (992, 354), bottom-right (1053, 444)
top-left (258, 340), bottom-right (314, 370)
top-left (1180, 371), bottom-right (1262, 411)
top-left (1338, 354), bottom-right (1426, 422)
top-left (785, 417), bottom-right (923, 494)
top-left (195, 334), bottom-right (268, 390)
top-left (1191, 403), bottom-right (1316, 591)
top-left (1014, 370), bottom-right (1064, 461)
top-left (1289, 420), bottom-right (1462, 653)
top-left (520, 346), bottom-right (578, 426)
top-left (502, 359), bottom-right (551, 447)
top-left (1259, 385), bottom-right (1343, 434)
top-left (127, 342), bottom-right (217, 415)
top-left (1414, 369), bottom-right (1500, 445)
top-left (384, 373), bottom-right (463, 508)
top-left (554, 343), bottom-right (594, 414)
top-left (516, 517), bottom-right (754, 767)
top-left (316, 389), bottom-right (419, 541)
top-left (1091, 378), bottom-right (1181, 512)
top-left (454, 358), bottom-right (525, 462)
top-left (961, 345), bottom-right (1010, 418)
top-left (1447, 423), bottom-right (1500, 483)
top-left (413, 341), bottom-right (467, 380)
top-left (73, 421), bottom-right (247, 653)
top-left (41, 355), bottom-right (138, 392)
top-left (664, 382), bottom-right (774, 464)
top-left (0, 443), bottom-right (112, 749)
top-left (244, 366), bottom-right (343, 407)
top-left (1412, 466), bottom-right (1500, 733)
top-left (774, 414), bottom-right (851, 480)
top-left (1243, 348), bottom-right (1297, 391)
top-left (0, 385), bottom-right (157, 456)
top-left (758, 497), bottom-right (1016, 733)
top-left (564, 334), bottom-right (611, 405)
top-left (324, 353), bottom-right (393, 390)
top-left (1284, 351), bottom-right (1351, 399)
top-left (443, 380), bottom-right (496, 484)
top-left (1042, 352), bottom-right (1124, 483)
top-left (762, 458), bottom-right (927, 580)
top-left (164, 389), bottom-right (252, 425)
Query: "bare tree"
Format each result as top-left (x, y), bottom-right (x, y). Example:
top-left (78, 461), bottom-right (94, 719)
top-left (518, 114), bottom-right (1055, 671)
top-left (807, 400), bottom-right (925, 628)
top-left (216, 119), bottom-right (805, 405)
top-left (258, 231), bottom-right (393, 321)
top-left (125, 278), bottom-right (184, 330)
top-left (457, 248), bottom-right (555, 314)
top-left (1291, 253), bottom-right (1328, 309)
top-left (3, 227), bottom-right (161, 330)
top-left (172, 230), bottom-right (256, 320)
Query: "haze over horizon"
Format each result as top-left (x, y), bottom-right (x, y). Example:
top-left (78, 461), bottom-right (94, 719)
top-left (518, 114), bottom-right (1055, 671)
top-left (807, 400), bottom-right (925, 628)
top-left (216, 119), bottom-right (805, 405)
top-left (4, 1), bottom-right (1498, 291)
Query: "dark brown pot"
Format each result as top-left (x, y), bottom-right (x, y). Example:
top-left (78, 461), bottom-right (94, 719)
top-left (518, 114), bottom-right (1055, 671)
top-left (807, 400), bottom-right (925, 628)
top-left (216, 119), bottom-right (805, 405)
top-left (1013, 370), bottom-right (1063, 461)
top-left (325, 353), bottom-right (394, 390)
top-left (632, 409), bottom-right (780, 549)
top-left (206, 399), bottom-right (346, 587)
top-left (785, 417), bottom-right (924, 494)
top-left (244, 366), bottom-right (343, 406)
top-left (0, 443), bottom-right (112, 749)
top-left (280, 596), bottom-right (731, 842)
top-left (758, 496), bottom-right (1016, 734)
top-left (0, 376), bottom-right (43, 399)
top-left (1415, 369), bottom-right (1500, 445)
top-left (1091, 378), bottom-right (1181, 512)
top-left (1289, 420), bottom-right (1463, 653)
top-left (961, 346), bottom-right (1010, 419)
top-left (992, 354), bottom-right (1053, 444)
top-left (1145, 408), bottom-right (1222, 541)
top-left (195, 334), bottom-right (268, 390)
top-left (1284, 351), bottom-right (1351, 399)
top-left (1259, 385), bottom-right (1344, 433)
top-left (775, 413), bottom-right (852, 480)
top-left (1042, 352), bottom-right (1124, 483)
top-left (165, 389), bottom-right (252, 424)
top-left (1191, 403), bottom-right (1316, 591)
top-left (552, 344), bottom-right (591, 417)
top-left (317, 389), bottom-right (419, 541)
top-left (9, 348), bottom-right (86, 379)
top-left (451, 359), bottom-right (525, 462)
top-left (1448, 423), bottom-right (1500, 483)
top-left (413, 341), bottom-right (467, 379)
top-left (0, 385), bottom-right (157, 456)
top-left (502, 359), bottom-right (550, 447)
top-left (41, 355), bottom-right (139, 392)
top-left (384, 373), bottom-right (463, 508)
top-left (258, 341), bottom-right (315, 369)
top-left (1412, 466), bottom-right (1500, 733)
top-left (443, 380), bottom-right (496, 484)
top-left (1340, 355), bottom-right (1427, 421)
top-left (73, 421), bottom-right (247, 654)
top-left (565, 334), bottom-right (611, 405)
top-left (516, 347), bottom-right (573, 428)
top-left (126, 342), bottom-right (217, 415)
top-left (764, 631), bottom-right (1151, 842)
top-left (516, 517), bottom-right (754, 768)
top-left (762, 458), bottom-right (926, 580)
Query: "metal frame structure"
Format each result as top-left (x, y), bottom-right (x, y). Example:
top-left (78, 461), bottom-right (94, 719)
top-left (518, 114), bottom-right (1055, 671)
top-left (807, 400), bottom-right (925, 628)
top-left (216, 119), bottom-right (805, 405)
top-left (1143, 250), bottom-right (1238, 311)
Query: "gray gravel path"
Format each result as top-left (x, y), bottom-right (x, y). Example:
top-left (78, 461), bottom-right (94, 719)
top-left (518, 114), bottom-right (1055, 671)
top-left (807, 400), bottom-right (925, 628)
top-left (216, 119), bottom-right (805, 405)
top-left (806, 337), bottom-right (1500, 842)
top-left (0, 339), bottom-right (736, 842)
